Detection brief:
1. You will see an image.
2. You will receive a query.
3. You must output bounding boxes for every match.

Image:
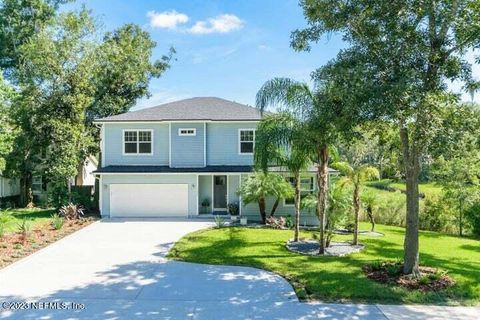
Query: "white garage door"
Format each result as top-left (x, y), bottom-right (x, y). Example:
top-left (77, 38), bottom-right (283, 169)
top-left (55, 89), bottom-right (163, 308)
top-left (110, 184), bottom-right (189, 217)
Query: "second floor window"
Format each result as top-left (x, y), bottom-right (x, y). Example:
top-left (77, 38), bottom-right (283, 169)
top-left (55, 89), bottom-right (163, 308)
top-left (124, 130), bottom-right (152, 155)
top-left (239, 129), bottom-right (255, 154)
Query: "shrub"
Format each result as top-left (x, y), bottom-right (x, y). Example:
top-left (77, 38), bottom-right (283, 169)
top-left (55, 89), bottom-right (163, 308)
top-left (0, 224), bottom-right (5, 239)
top-left (214, 216), bottom-right (225, 228)
top-left (17, 218), bottom-right (32, 236)
top-left (227, 202), bottom-right (239, 216)
top-left (420, 195), bottom-right (456, 233)
top-left (465, 201), bottom-right (480, 237)
top-left (285, 215), bottom-right (294, 229)
top-left (51, 214), bottom-right (64, 230)
top-left (266, 216), bottom-right (287, 229)
top-left (71, 187), bottom-right (95, 212)
top-left (47, 182), bottom-right (70, 209)
top-left (59, 203), bottom-right (84, 220)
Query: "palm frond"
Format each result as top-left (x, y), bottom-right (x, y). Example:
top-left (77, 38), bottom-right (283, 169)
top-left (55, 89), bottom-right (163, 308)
top-left (330, 161), bottom-right (354, 177)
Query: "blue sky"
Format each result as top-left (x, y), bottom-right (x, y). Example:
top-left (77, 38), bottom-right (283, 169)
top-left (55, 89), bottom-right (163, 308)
top-left (69, 0), bottom-right (477, 110)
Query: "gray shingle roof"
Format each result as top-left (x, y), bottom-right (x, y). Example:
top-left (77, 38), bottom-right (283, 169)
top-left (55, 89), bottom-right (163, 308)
top-left (95, 97), bottom-right (263, 122)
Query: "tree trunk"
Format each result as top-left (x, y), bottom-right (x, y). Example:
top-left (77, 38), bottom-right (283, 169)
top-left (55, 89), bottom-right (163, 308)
top-left (316, 145), bottom-right (329, 254)
top-left (270, 198), bottom-right (280, 217)
top-left (400, 126), bottom-right (420, 276)
top-left (294, 173), bottom-right (301, 242)
top-left (459, 198), bottom-right (463, 237)
top-left (19, 172), bottom-right (33, 207)
top-left (366, 206), bottom-right (375, 232)
top-left (258, 196), bottom-right (266, 224)
top-left (353, 182), bottom-right (360, 245)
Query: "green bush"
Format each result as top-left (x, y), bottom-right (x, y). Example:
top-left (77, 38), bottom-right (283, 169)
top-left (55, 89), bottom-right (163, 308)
top-left (465, 201), bottom-right (480, 237)
top-left (51, 214), bottom-right (64, 230)
top-left (71, 186), bottom-right (96, 212)
top-left (214, 216), bottom-right (225, 228)
top-left (17, 218), bottom-right (32, 236)
top-left (420, 195), bottom-right (456, 233)
top-left (47, 182), bottom-right (70, 209)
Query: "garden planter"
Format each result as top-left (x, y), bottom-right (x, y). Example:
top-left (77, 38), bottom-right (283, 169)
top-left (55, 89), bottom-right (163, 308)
top-left (240, 217), bottom-right (248, 225)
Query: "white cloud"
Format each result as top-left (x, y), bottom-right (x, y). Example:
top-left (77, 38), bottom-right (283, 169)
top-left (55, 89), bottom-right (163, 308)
top-left (147, 10), bottom-right (189, 29)
top-left (188, 14), bottom-right (244, 34)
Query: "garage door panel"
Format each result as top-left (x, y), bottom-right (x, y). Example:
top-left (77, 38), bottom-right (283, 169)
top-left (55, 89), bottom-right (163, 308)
top-left (110, 184), bottom-right (188, 217)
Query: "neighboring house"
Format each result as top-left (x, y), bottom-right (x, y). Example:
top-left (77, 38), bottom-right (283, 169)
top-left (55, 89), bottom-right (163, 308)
top-left (33, 155), bottom-right (98, 202)
top-left (94, 97), bottom-right (329, 225)
top-left (0, 175), bottom-right (20, 201)
top-left (74, 155), bottom-right (98, 187)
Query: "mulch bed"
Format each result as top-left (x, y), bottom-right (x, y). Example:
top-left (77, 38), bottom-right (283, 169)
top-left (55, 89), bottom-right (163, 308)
top-left (0, 217), bottom-right (97, 269)
top-left (362, 261), bottom-right (455, 292)
top-left (286, 239), bottom-right (365, 257)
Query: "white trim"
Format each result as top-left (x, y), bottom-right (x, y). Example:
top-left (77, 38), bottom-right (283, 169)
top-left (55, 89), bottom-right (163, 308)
top-left (178, 128), bottom-right (196, 136)
top-left (196, 174), bottom-right (200, 215)
top-left (168, 123), bottom-right (172, 167)
top-left (95, 172), bottom-right (251, 175)
top-left (226, 175), bottom-right (229, 207)
top-left (238, 128), bottom-right (255, 155)
top-left (203, 122), bottom-right (206, 167)
top-left (122, 129), bottom-right (154, 156)
top-left (99, 175), bottom-right (103, 216)
top-left (238, 174), bottom-right (242, 216)
top-left (94, 120), bottom-right (260, 125)
top-left (100, 125), bottom-right (105, 166)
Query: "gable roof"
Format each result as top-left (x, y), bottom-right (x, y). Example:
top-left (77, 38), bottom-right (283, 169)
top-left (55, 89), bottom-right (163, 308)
top-left (95, 97), bottom-right (263, 122)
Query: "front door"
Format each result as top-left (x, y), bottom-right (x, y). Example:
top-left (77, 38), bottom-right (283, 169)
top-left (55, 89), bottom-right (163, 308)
top-left (213, 175), bottom-right (227, 210)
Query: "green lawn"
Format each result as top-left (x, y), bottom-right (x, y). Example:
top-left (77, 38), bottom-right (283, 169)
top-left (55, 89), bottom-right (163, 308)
top-left (169, 222), bottom-right (480, 305)
top-left (0, 208), bottom-right (56, 233)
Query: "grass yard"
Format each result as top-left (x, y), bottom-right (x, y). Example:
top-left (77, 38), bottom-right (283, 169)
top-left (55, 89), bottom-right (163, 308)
top-left (169, 222), bottom-right (480, 305)
top-left (0, 208), bottom-right (56, 233)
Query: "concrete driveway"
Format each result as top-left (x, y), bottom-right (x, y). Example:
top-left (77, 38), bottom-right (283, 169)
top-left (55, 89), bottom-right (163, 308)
top-left (0, 219), bottom-right (478, 320)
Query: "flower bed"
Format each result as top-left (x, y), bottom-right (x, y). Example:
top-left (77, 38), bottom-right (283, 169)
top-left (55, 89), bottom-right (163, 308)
top-left (0, 217), bottom-right (97, 269)
top-left (363, 261), bottom-right (455, 292)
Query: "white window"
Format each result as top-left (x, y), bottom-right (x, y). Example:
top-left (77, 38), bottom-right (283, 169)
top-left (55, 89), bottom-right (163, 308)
top-left (32, 175), bottom-right (47, 194)
top-left (284, 176), bottom-right (315, 206)
top-left (178, 128), bottom-right (196, 136)
top-left (123, 130), bottom-right (153, 155)
top-left (239, 129), bottom-right (255, 154)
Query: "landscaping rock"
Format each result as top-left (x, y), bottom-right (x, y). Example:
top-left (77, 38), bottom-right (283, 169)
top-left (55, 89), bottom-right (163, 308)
top-left (286, 239), bottom-right (365, 256)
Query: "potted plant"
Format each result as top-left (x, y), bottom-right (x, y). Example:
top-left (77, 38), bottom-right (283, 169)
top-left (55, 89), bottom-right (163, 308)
top-left (201, 198), bottom-right (210, 214)
top-left (240, 217), bottom-right (248, 225)
top-left (227, 202), bottom-right (239, 221)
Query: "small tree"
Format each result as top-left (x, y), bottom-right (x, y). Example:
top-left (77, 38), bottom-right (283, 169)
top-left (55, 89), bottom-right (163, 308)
top-left (332, 162), bottom-right (379, 245)
top-left (361, 192), bottom-right (377, 232)
top-left (237, 172), bottom-right (293, 223)
top-left (302, 181), bottom-right (350, 247)
top-left (256, 77), bottom-right (343, 254)
top-left (254, 112), bottom-right (313, 241)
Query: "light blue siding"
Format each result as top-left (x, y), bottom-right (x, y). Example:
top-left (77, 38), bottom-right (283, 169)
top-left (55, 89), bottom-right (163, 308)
top-left (206, 123), bottom-right (257, 166)
top-left (103, 123), bottom-right (169, 166)
top-left (239, 174), bottom-right (320, 226)
top-left (100, 174), bottom-right (197, 216)
top-left (171, 123), bottom-right (205, 167)
top-left (228, 175), bottom-right (240, 204)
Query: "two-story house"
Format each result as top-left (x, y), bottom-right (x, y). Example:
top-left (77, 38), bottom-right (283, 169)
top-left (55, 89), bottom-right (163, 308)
top-left (94, 97), bottom-right (320, 225)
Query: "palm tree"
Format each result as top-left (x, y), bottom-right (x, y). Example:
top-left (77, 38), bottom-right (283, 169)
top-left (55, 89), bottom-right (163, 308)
top-left (332, 162), bottom-right (379, 245)
top-left (256, 78), bottom-right (339, 254)
top-left (237, 171), bottom-right (293, 223)
top-left (361, 191), bottom-right (377, 232)
top-left (255, 112), bottom-right (313, 241)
